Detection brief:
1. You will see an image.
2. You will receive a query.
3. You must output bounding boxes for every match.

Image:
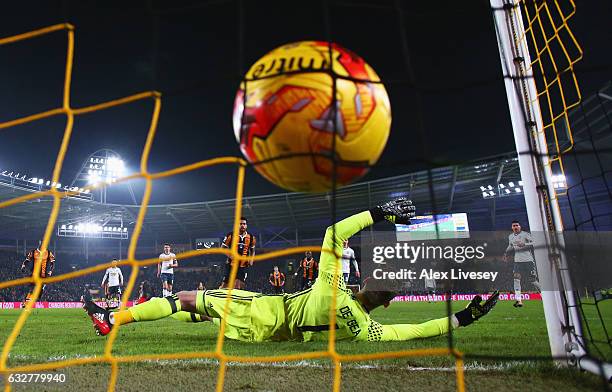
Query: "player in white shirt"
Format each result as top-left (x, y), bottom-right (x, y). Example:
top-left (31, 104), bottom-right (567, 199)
top-left (102, 259), bottom-right (124, 309)
top-left (424, 277), bottom-right (436, 303)
top-left (341, 240), bottom-right (360, 284)
top-left (503, 220), bottom-right (540, 307)
top-left (158, 244), bottom-right (178, 297)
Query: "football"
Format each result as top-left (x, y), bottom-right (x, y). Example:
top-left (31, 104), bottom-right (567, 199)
top-left (233, 41), bottom-right (391, 192)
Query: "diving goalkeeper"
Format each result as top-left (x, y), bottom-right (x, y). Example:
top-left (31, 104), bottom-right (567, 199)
top-left (84, 198), bottom-right (499, 341)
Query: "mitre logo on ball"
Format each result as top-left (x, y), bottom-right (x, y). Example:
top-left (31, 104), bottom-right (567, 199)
top-left (233, 41), bottom-right (391, 193)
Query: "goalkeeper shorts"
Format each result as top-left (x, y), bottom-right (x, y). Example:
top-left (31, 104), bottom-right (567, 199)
top-left (196, 289), bottom-right (290, 342)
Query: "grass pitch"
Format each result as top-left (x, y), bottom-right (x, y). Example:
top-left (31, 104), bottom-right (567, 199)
top-left (1, 300), bottom-right (610, 391)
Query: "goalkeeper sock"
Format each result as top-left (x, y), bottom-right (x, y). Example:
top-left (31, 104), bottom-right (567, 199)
top-left (110, 310), bottom-right (134, 326)
top-left (126, 295), bottom-right (182, 323)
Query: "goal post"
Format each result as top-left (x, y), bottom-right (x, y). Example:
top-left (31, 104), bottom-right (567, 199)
top-left (491, 0), bottom-right (612, 381)
top-left (490, 0), bottom-right (585, 359)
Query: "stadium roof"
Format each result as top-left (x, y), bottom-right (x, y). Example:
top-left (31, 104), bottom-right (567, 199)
top-left (0, 152), bottom-right (523, 244)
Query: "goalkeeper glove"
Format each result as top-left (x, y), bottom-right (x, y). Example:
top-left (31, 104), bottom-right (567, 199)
top-left (370, 197), bottom-right (416, 225)
top-left (454, 291), bottom-right (499, 327)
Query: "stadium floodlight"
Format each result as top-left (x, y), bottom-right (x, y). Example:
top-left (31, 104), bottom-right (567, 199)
top-left (487, 185), bottom-right (493, 190)
top-left (515, 188), bottom-right (521, 193)
top-left (58, 220), bottom-right (127, 239)
top-left (481, 192), bottom-right (488, 198)
top-left (72, 150), bottom-right (134, 204)
top-left (480, 186), bottom-right (486, 191)
top-left (87, 172), bottom-right (101, 184)
top-left (508, 181), bottom-right (515, 187)
top-left (499, 183), bottom-right (505, 188)
top-left (504, 189), bottom-right (511, 194)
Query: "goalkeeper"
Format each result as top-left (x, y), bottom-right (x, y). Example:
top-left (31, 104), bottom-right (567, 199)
top-left (84, 198), bottom-right (499, 341)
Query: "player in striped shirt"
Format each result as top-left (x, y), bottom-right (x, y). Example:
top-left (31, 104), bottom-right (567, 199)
top-left (20, 244), bottom-right (55, 308)
top-left (294, 251), bottom-right (318, 290)
top-left (269, 266), bottom-right (286, 294)
top-left (220, 217), bottom-right (256, 290)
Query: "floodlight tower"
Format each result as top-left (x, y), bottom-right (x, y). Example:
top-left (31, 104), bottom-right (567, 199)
top-left (71, 149), bottom-right (137, 204)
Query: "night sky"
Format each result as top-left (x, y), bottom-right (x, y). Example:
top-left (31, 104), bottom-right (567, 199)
top-left (0, 0), bottom-right (610, 204)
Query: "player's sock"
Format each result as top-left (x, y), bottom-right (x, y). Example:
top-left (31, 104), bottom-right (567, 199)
top-left (514, 279), bottom-right (522, 302)
top-left (126, 295), bottom-right (182, 323)
top-left (110, 310), bottom-right (134, 325)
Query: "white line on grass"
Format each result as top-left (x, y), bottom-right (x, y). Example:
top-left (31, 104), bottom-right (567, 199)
top-left (8, 354), bottom-right (538, 372)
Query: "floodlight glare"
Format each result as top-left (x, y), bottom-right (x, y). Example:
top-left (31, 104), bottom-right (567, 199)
top-left (87, 172), bottom-right (101, 184)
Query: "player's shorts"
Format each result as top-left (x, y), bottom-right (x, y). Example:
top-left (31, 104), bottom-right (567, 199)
top-left (301, 277), bottom-right (314, 289)
top-left (25, 283), bottom-right (46, 295)
top-left (223, 264), bottom-right (248, 284)
top-left (160, 273), bottom-right (174, 285)
top-left (513, 262), bottom-right (537, 280)
top-left (272, 286), bottom-right (284, 294)
top-left (196, 289), bottom-right (289, 342)
top-left (107, 286), bottom-right (122, 296)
